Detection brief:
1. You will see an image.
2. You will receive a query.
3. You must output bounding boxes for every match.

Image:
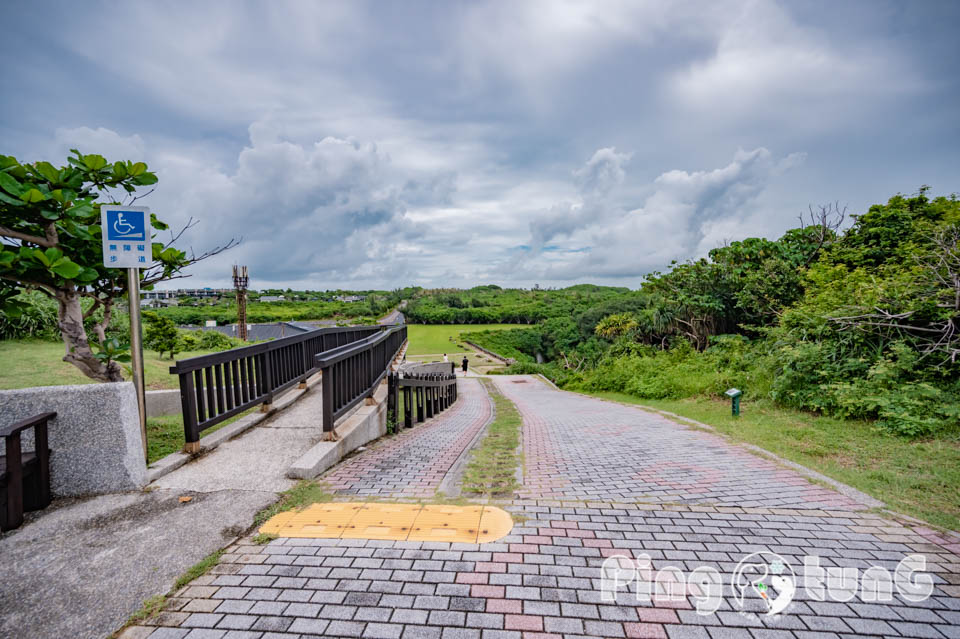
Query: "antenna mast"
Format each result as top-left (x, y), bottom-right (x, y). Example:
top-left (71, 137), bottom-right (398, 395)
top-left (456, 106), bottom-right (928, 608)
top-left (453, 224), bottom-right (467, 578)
top-left (233, 265), bottom-right (249, 341)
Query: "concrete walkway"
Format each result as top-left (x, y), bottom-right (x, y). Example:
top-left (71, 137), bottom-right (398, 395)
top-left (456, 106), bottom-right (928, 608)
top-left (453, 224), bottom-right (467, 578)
top-left (0, 383), bottom-right (331, 639)
top-left (122, 375), bottom-right (960, 639)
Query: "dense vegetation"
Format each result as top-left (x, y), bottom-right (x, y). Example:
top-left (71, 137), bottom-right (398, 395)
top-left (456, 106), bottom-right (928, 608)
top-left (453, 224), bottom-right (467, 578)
top-left (149, 288), bottom-right (411, 325)
top-left (404, 284), bottom-right (633, 324)
top-left (460, 191), bottom-right (959, 438)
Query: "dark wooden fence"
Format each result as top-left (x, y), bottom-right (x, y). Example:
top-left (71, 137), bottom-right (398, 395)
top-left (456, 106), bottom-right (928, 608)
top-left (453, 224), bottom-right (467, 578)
top-left (388, 363), bottom-right (458, 430)
top-left (170, 325), bottom-right (384, 447)
top-left (315, 325), bottom-right (408, 432)
top-left (1, 411), bottom-right (54, 531)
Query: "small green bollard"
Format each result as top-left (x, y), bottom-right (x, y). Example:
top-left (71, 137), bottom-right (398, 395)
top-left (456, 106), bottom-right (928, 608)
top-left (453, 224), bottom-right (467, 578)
top-left (725, 388), bottom-right (742, 417)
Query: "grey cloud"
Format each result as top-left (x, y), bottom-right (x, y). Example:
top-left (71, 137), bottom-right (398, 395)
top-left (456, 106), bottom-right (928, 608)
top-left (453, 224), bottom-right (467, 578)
top-left (3, 0), bottom-right (958, 289)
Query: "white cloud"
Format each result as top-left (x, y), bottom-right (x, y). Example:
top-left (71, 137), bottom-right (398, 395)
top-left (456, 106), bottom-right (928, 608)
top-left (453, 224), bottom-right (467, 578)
top-left (513, 146), bottom-right (806, 281)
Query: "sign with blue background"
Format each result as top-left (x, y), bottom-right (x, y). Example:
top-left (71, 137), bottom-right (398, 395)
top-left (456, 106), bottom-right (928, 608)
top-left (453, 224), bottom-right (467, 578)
top-left (100, 205), bottom-right (150, 268)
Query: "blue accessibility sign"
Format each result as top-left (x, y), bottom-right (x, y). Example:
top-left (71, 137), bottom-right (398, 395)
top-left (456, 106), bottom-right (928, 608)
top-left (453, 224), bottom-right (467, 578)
top-left (101, 206), bottom-right (151, 268)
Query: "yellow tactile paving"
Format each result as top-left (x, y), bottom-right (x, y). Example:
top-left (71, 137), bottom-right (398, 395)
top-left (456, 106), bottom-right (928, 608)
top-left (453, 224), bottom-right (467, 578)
top-left (259, 502), bottom-right (512, 543)
top-left (477, 506), bottom-right (515, 544)
top-left (343, 503), bottom-right (421, 540)
top-left (408, 505), bottom-right (484, 543)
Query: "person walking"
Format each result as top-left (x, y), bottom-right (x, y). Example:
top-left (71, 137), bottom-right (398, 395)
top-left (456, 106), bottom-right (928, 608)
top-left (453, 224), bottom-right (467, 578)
top-left (461, 356), bottom-right (469, 375)
top-left (443, 353), bottom-right (448, 362)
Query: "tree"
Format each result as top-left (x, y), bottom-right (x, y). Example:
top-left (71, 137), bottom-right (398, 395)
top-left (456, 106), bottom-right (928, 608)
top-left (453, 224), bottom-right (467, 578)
top-left (0, 150), bottom-right (236, 381)
top-left (143, 312), bottom-right (182, 360)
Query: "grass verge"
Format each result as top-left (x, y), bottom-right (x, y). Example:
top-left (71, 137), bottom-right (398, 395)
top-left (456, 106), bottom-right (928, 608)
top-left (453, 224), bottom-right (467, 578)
top-left (580, 391), bottom-right (960, 532)
top-left (146, 407), bottom-right (256, 465)
top-left (253, 480), bottom-right (335, 527)
top-left (461, 379), bottom-right (522, 497)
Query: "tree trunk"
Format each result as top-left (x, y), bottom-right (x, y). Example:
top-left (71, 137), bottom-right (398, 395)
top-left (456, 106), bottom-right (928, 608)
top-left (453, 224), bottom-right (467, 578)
top-left (57, 286), bottom-right (123, 382)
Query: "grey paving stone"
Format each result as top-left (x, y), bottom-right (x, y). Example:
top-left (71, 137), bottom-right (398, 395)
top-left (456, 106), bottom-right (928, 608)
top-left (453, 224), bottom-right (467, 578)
top-left (706, 628), bottom-right (753, 639)
top-left (363, 622), bottom-right (405, 639)
top-left (666, 626), bottom-right (710, 639)
top-left (326, 620), bottom-right (367, 638)
top-left (182, 614), bottom-right (224, 629)
top-left (843, 617), bottom-right (897, 635)
top-left (287, 617), bottom-right (330, 635)
top-left (403, 626), bottom-right (443, 639)
top-left (250, 616), bottom-right (293, 632)
top-left (215, 615), bottom-right (256, 631)
top-left (889, 621), bottom-right (948, 638)
top-left (450, 597), bottom-right (486, 612)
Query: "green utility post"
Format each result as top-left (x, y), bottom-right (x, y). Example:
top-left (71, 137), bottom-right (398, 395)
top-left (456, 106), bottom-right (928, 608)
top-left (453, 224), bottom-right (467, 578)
top-left (725, 388), bottom-right (742, 417)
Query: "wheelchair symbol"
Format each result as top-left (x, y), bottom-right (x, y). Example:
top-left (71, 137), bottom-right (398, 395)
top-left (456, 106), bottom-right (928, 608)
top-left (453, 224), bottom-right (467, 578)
top-left (107, 211), bottom-right (145, 241)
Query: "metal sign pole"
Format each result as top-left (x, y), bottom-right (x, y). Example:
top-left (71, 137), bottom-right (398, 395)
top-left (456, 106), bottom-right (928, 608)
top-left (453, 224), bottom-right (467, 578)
top-left (127, 267), bottom-right (147, 459)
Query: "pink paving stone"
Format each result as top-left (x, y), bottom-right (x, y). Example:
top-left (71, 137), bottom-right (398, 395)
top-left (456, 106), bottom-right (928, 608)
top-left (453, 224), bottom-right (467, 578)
top-left (504, 615), bottom-right (544, 632)
top-left (493, 553), bottom-right (524, 563)
top-left (636, 607), bottom-right (680, 623)
top-left (509, 544), bottom-right (540, 553)
top-left (521, 634), bottom-right (562, 639)
top-left (624, 623), bottom-right (668, 639)
top-left (471, 585), bottom-right (506, 598)
top-left (523, 536), bottom-right (551, 544)
top-left (537, 528), bottom-right (567, 537)
top-left (474, 562), bottom-right (507, 573)
top-left (551, 521), bottom-right (579, 529)
top-left (456, 573), bottom-right (488, 584)
top-left (486, 599), bottom-right (523, 614)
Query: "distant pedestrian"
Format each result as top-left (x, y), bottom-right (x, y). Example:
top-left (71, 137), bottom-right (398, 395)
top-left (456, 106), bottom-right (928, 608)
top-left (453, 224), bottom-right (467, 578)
top-left (443, 353), bottom-right (448, 362)
top-left (462, 356), bottom-right (468, 374)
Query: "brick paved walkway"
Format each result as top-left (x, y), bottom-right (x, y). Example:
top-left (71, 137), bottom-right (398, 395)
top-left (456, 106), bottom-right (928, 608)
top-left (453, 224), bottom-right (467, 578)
top-left (491, 377), bottom-right (870, 510)
top-left (322, 377), bottom-right (492, 498)
top-left (124, 375), bottom-right (960, 639)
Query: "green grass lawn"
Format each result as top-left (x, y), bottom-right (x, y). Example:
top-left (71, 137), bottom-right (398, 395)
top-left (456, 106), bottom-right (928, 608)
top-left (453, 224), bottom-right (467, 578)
top-left (0, 338), bottom-right (218, 391)
top-left (404, 324), bottom-right (527, 356)
top-left (146, 408), bottom-right (255, 465)
top-left (580, 391), bottom-right (960, 532)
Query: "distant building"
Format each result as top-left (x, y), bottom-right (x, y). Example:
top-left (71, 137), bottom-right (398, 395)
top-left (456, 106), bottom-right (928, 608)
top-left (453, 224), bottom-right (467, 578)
top-left (334, 294), bottom-right (366, 303)
top-left (142, 288), bottom-right (230, 300)
top-left (259, 295), bottom-right (286, 303)
top-left (140, 298), bottom-right (179, 308)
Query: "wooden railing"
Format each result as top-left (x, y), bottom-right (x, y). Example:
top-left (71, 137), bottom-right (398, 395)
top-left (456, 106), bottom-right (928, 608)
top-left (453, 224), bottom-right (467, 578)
top-left (1, 411), bottom-right (54, 531)
top-left (170, 325), bottom-right (383, 447)
top-left (388, 362), bottom-right (458, 430)
top-left (315, 325), bottom-right (408, 432)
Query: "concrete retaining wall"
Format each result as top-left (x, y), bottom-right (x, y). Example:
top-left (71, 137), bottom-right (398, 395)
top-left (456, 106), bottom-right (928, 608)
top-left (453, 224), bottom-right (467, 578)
top-left (462, 341), bottom-right (516, 365)
top-left (0, 382), bottom-right (147, 496)
top-left (146, 389), bottom-right (181, 417)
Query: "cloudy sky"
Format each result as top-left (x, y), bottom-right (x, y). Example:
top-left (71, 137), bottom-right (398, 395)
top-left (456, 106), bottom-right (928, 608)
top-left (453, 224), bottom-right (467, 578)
top-left (3, 1), bottom-right (958, 290)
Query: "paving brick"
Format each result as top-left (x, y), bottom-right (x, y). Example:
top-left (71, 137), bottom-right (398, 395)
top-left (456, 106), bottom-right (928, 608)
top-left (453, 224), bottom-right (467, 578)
top-left (181, 614), bottom-right (223, 629)
top-left (364, 622), bottom-right (405, 639)
top-left (624, 623), bottom-right (669, 639)
top-left (326, 620), bottom-right (367, 637)
top-left (286, 617), bottom-right (330, 635)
